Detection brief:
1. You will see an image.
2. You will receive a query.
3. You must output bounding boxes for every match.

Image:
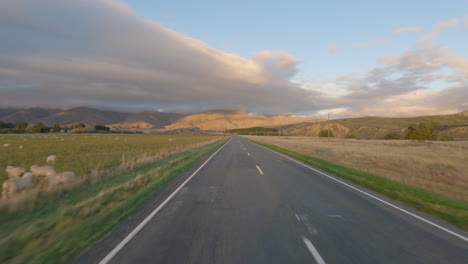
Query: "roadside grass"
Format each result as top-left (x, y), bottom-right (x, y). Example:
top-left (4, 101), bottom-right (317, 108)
top-left (0, 138), bottom-right (227, 264)
top-left (247, 138), bottom-right (468, 231)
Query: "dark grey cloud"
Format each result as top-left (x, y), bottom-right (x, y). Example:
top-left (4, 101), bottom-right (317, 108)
top-left (0, 0), bottom-right (326, 114)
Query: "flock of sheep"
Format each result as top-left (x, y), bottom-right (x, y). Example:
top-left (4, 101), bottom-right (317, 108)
top-left (2, 155), bottom-right (76, 200)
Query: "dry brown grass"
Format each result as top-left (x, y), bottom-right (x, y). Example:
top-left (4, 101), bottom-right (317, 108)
top-left (246, 136), bottom-right (468, 202)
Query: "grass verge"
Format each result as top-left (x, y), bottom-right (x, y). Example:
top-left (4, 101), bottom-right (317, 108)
top-left (247, 138), bottom-right (468, 230)
top-left (0, 138), bottom-right (227, 264)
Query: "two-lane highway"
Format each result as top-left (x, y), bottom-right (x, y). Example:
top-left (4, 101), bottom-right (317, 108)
top-left (75, 136), bottom-right (468, 264)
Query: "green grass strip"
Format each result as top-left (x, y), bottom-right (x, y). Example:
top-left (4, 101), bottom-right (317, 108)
top-left (248, 138), bottom-right (468, 230)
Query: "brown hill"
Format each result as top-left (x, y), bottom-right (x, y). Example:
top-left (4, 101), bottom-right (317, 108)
top-left (0, 107), bottom-right (185, 128)
top-left (117, 111), bottom-right (185, 129)
top-left (34, 107), bottom-right (128, 126)
top-left (164, 110), bottom-right (325, 131)
top-left (0, 108), bottom-right (61, 124)
top-left (286, 111), bottom-right (468, 139)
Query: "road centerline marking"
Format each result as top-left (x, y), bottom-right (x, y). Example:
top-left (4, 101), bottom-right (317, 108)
top-left (247, 152), bottom-right (250, 156)
top-left (256, 165), bottom-right (264, 175)
top-left (98, 138), bottom-right (231, 264)
top-left (301, 236), bottom-right (326, 264)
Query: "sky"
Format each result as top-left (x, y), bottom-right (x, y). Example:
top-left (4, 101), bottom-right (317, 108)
top-left (0, 0), bottom-right (467, 117)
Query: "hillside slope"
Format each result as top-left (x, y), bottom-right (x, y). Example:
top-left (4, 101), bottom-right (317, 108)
top-left (288, 111), bottom-right (468, 139)
top-left (0, 108), bottom-right (61, 124)
top-left (164, 110), bottom-right (325, 131)
top-left (34, 107), bottom-right (129, 126)
top-left (0, 107), bottom-right (185, 129)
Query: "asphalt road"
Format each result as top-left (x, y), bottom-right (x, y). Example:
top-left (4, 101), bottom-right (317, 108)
top-left (74, 136), bottom-right (468, 264)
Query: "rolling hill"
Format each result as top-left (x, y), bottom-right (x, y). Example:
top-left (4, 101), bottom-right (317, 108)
top-left (163, 110), bottom-right (326, 131)
top-left (0, 107), bottom-right (185, 129)
top-left (286, 111), bottom-right (468, 139)
top-left (0, 108), bottom-right (61, 124)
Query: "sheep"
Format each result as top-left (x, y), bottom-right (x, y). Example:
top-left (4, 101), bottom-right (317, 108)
top-left (22, 172), bottom-right (33, 178)
top-left (19, 145), bottom-right (24, 150)
top-left (5, 166), bottom-right (26, 178)
top-left (46, 155), bottom-right (57, 164)
top-left (49, 171), bottom-right (75, 185)
top-left (2, 174), bottom-right (33, 199)
top-left (2, 143), bottom-right (11, 147)
top-left (30, 165), bottom-right (56, 178)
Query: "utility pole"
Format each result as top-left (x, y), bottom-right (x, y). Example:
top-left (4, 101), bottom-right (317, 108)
top-left (327, 113), bottom-right (330, 141)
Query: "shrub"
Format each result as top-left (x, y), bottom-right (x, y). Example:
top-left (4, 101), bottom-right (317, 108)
top-left (34, 122), bottom-right (47, 133)
top-left (14, 121), bottom-right (29, 131)
top-left (407, 121), bottom-right (441, 140)
top-left (438, 135), bottom-right (454, 141)
top-left (319, 129), bottom-right (334, 137)
top-left (94, 125), bottom-right (110, 131)
top-left (344, 133), bottom-right (356, 139)
top-left (384, 131), bottom-right (403, 140)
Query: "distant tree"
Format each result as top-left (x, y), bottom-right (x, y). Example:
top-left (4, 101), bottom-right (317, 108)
top-left (319, 129), bottom-right (334, 137)
top-left (94, 125), bottom-right (110, 131)
top-left (0, 120), bottom-right (4, 129)
top-left (52, 123), bottom-right (61, 132)
top-left (34, 122), bottom-right (47, 133)
top-left (407, 121), bottom-right (441, 140)
top-left (15, 121), bottom-right (29, 131)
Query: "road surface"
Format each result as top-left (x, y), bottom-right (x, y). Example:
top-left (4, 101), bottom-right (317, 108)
top-left (74, 136), bottom-right (468, 264)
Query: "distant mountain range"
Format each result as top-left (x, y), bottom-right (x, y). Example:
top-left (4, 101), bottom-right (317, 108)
top-left (0, 107), bottom-right (185, 129)
top-left (0, 107), bottom-right (325, 131)
top-left (2, 107), bottom-right (466, 139)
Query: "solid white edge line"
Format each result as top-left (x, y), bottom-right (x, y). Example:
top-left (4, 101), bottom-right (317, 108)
top-left (98, 138), bottom-right (231, 264)
top-left (301, 236), bottom-right (326, 264)
top-left (248, 139), bottom-right (468, 243)
top-left (256, 165), bottom-right (264, 175)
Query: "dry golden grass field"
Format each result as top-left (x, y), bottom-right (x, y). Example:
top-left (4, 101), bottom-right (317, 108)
top-left (245, 136), bottom-right (468, 202)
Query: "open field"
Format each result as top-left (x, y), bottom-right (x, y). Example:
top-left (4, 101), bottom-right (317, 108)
top-left (0, 134), bottom-right (218, 183)
top-left (246, 137), bottom-right (468, 230)
top-left (245, 136), bottom-right (468, 202)
top-left (0, 135), bottom-right (226, 264)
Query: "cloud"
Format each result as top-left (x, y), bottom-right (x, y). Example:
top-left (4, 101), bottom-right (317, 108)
top-left (326, 44), bottom-right (340, 54)
top-left (417, 18), bottom-right (460, 45)
top-left (0, 0), bottom-right (325, 114)
top-left (0, 2), bottom-right (466, 118)
top-left (392, 27), bottom-right (421, 34)
top-left (355, 40), bottom-right (388, 48)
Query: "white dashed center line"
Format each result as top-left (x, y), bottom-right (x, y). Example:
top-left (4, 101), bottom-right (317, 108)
top-left (301, 236), bottom-right (326, 264)
top-left (256, 165), bottom-right (264, 175)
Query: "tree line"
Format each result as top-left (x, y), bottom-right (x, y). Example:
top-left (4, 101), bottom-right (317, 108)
top-left (0, 121), bottom-right (110, 133)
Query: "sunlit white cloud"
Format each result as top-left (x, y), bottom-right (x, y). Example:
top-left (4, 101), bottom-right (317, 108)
top-left (417, 18), bottom-right (460, 45)
top-left (355, 40), bottom-right (389, 48)
top-left (392, 27), bottom-right (421, 34)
